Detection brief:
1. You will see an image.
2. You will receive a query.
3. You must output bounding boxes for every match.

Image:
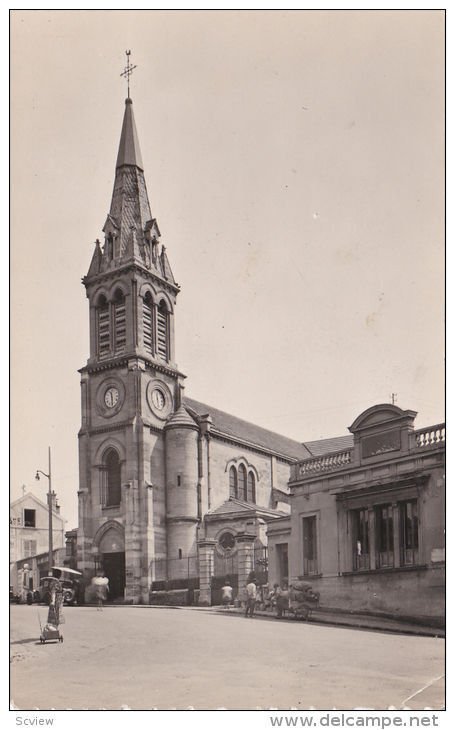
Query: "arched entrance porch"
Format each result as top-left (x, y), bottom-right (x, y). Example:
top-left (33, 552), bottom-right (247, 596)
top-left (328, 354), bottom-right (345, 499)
top-left (95, 522), bottom-right (125, 601)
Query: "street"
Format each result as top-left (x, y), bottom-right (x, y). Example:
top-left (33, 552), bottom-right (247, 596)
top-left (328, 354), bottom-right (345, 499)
top-left (10, 605), bottom-right (445, 710)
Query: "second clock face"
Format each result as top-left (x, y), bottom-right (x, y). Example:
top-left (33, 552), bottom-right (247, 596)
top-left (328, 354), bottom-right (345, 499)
top-left (104, 387), bottom-right (119, 408)
top-left (151, 388), bottom-right (166, 410)
top-left (147, 380), bottom-right (172, 420)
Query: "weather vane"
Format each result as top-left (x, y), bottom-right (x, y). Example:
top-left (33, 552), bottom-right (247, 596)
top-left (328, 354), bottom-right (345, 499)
top-left (120, 50), bottom-right (137, 98)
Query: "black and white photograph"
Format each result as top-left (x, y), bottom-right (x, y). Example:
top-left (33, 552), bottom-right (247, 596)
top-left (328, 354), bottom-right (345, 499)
top-left (9, 8), bottom-right (445, 718)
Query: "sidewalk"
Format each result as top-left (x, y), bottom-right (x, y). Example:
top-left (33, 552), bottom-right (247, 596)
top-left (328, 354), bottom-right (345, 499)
top-left (102, 601), bottom-right (444, 637)
top-left (209, 605), bottom-right (445, 637)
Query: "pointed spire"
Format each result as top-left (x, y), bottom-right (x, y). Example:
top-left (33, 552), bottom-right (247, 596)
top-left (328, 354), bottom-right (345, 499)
top-left (116, 98), bottom-right (144, 170)
top-left (87, 238), bottom-right (103, 277)
top-left (86, 93), bottom-right (176, 287)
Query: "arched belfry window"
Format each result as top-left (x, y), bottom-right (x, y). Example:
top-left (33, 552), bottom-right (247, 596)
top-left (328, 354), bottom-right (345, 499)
top-left (247, 472), bottom-right (256, 503)
top-left (229, 466), bottom-right (238, 499)
top-left (97, 295), bottom-right (110, 358)
top-left (143, 292), bottom-right (154, 355)
top-left (238, 464), bottom-right (247, 501)
top-left (113, 289), bottom-right (126, 354)
top-left (156, 300), bottom-right (169, 361)
top-left (102, 449), bottom-right (122, 507)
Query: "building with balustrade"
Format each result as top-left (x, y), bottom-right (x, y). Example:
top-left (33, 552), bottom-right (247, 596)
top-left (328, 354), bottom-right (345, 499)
top-left (267, 404), bottom-right (445, 625)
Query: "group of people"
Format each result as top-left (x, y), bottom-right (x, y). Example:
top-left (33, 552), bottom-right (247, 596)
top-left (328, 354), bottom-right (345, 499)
top-left (220, 574), bottom-right (271, 618)
top-left (220, 577), bottom-right (291, 618)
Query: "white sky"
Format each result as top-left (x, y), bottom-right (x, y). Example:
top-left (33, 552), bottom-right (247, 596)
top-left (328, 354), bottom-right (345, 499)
top-left (10, 10), bottom-right (445, 530)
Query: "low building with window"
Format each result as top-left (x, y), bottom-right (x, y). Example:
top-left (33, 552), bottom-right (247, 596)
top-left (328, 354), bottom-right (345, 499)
top-left (10, 492), bottom-right (67, 594)
top-left (267, 404), bottom-right (445, 626)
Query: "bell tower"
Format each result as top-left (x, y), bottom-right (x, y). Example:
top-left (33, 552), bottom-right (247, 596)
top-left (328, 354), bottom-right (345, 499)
top-left (77, 71), bottom-right (186, 603)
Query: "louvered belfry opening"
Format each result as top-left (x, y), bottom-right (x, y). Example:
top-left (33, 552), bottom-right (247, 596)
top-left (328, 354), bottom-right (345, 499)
top-left (156, 300), bottom-right (169, 361)
top-left (143, 292), bottom-right (154, 355)
top-left (113, 289), bottom-right (126, 354)
top-left (97, 295), bottom-right (110, 358)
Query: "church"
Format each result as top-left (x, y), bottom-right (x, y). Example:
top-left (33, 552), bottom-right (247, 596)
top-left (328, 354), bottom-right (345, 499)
top-left (76, 87), bottom-right (445, 618)
top-left (76, 91), bottom-right (314, 604)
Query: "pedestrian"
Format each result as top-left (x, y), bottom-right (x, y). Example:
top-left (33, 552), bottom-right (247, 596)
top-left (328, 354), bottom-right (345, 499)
top-left (276, 583), bottom-right (288, 619)
top-left (270, 582), bottom-right (281, 611)
top-left (245, 578), bottom-right (257, 618)
top-left (47, 579), bottom-right (64, 626)
top-left (92, 571), bottom-right (109, 610)
top-left (221, 580), bottom-right (233, 609)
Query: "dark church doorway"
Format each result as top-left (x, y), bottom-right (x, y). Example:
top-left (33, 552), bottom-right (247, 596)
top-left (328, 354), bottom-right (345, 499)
top-left (102, 552), bottom-right (125, 601)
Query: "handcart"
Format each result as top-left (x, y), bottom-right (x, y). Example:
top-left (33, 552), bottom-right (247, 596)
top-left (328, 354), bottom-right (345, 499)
top-left (275, 581), bottom-right (320, 620)
top-left (288, 581), bottom-right (320, 620)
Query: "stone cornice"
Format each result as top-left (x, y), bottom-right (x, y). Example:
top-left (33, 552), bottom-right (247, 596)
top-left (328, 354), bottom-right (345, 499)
top-left (78, 421), bottom-right (132, 437)
top-left (82, 261), bottom-right (180, 295)
top-left (166, 516), bottom-right (200, 524)
top-left (79, 356), bottom-right (186, 380)
top-left (209, 428), bottom-right (297, 464)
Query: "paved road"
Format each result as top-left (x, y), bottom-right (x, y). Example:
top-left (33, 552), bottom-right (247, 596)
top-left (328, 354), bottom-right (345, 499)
top-left (10, 605), bottom-right (445, 710)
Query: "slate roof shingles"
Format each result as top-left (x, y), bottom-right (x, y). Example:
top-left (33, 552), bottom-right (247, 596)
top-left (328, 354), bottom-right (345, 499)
top-left (183, 396), bottom-right (312, 461)
top-left (303, 434), bottom-right (354, 457)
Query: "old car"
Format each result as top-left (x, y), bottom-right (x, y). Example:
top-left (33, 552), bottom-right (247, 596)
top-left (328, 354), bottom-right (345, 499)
top-left (37, 567), bottom-right (82, 605)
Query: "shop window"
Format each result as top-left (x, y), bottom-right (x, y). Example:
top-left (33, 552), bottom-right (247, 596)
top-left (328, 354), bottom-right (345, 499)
top-left (400, 500), bottom-right (419, 566)
top-left (302, 516), bottom-right (318, 575)
top-left (351, 508), bottom-right (370, 571)
top-left (375, 504), bottom-right (394, 568)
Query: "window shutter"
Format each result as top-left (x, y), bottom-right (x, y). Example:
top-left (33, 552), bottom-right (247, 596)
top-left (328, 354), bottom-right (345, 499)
top-left (157, 306), bottom-right (168, 360)
top-left (114, 299), bottom-right (126, 353)
top-left (97, 305), bottom-right (110, 357)
top-left (143, 298), bottom-right (153, 354)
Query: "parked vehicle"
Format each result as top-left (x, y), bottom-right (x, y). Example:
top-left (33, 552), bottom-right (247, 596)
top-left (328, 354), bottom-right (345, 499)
top-left (9, 586), bottom-right (20, 604)
top-left (37, 567), bottom-right (82, 606)
top-left (37, 577), bottom-right (60, 605)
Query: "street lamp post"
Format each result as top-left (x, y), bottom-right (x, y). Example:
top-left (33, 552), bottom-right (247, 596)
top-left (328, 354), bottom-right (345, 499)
top-left (36, 446), bottom-right (54, 576)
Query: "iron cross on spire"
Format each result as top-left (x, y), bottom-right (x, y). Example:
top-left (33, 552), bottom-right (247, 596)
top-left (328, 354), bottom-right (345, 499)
top-left (120, 50), bottom-right (137, 98)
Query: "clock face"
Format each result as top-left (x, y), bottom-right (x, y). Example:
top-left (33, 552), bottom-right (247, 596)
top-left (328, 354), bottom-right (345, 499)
top-left (151, 388), bottom-right (166, 411)
top-left (104, 387), bottom-right (119, 408)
